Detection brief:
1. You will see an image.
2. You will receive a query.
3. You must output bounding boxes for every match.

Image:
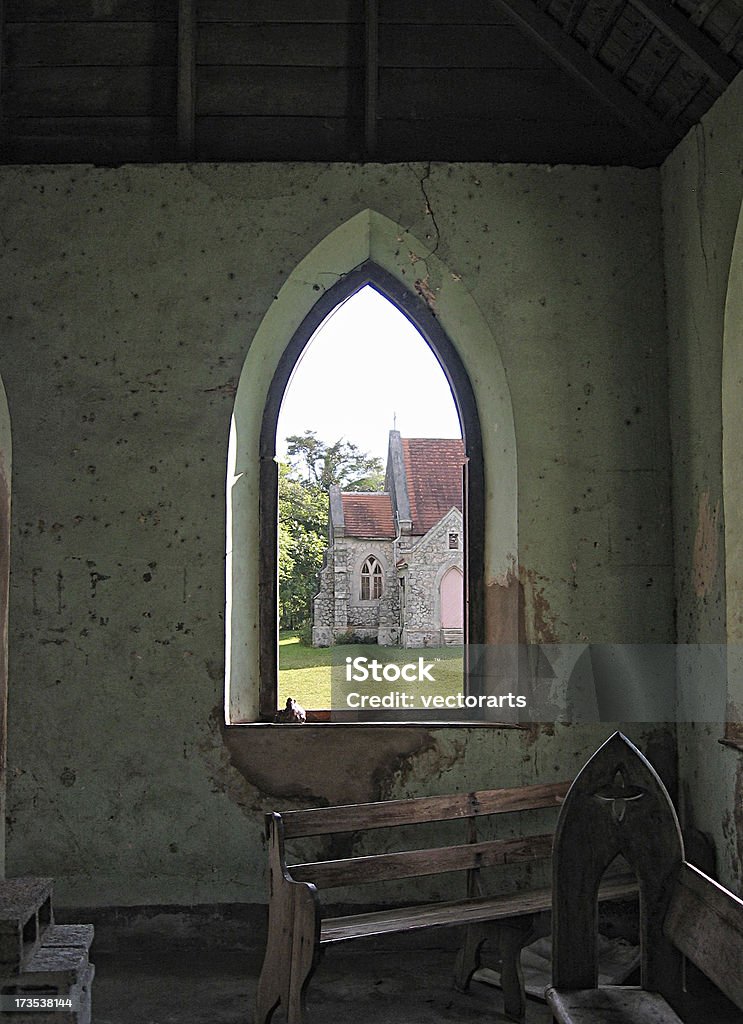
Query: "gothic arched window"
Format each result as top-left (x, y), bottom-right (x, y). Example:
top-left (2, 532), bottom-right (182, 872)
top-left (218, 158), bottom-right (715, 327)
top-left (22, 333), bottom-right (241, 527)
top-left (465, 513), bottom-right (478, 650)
top-left (360, 556), bottom-right (383, 601)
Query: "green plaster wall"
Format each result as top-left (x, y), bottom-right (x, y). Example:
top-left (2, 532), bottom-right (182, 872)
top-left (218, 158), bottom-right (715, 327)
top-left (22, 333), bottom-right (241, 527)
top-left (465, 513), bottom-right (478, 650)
top-left (0, 161), bottom-right (672, 906)
top-left (662, 72), bottom-right (743, 891)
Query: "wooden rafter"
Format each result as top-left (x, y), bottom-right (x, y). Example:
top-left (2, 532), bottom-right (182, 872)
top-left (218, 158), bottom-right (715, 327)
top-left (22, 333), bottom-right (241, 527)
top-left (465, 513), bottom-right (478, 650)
top-left (588, 0), bottom-right (626, 56)
top-left (629, 0), bottom-right (738, 89)
top-left (690, 0), bottom-right (721, 27)
top-left (721, 12), bottom-right (743, 53)
top-left (564, 0), bottom-right (589, 34)
top-left (612, 20), bottom-right (654, 78)
top-left (490, 0), bottom-right (680, 150)
top-left (638, 38), bottom-right (679, 99)
top-left (177, 0), bottom-right (196, 160)
top-left (364, 0), bottom-right (378, 158)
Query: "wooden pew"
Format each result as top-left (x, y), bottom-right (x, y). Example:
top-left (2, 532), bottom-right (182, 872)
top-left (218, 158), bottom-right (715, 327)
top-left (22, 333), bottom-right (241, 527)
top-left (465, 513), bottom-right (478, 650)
top-left (254, 779), bottom-right (637, 1024)
top-left (546, 732), bottom-right (743, 1023)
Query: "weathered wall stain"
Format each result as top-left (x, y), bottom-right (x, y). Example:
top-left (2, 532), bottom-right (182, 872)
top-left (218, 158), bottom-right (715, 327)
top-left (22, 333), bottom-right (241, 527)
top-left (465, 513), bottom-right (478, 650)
top-left (484, 562), bottom-right (559, 645)
top-left (692, 491), bottom-right (719, 598)
top-left (221, 712), bottom-right (437, 808)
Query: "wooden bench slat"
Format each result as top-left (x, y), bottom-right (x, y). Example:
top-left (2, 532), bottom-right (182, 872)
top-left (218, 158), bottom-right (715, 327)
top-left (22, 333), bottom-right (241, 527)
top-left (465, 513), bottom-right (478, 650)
top-left (280, 780), bottom-right (570, 838)
top-left (321, 876), bottom-right (638, 944)
top-left (290, 833), bottom-right (555, 888)
top-left (546, 985), bottom-right (684, 1024)
top-left (664, 861), bottom-right (743, 1010)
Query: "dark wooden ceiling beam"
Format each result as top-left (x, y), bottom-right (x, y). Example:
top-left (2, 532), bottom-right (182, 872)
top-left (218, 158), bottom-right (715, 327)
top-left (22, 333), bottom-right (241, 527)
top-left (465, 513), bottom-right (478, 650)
top-left (588, 0), bottom-right (626, 56)
top-left (364, 0), bottom-right (378, 158)
top-left (689, 0), bottom-right (720, 27)
top-left (628, 0), bottom-right (738, 89)
top-left (720, 12), bottom-right (743, 53)
top-left (612, 21), bottom-right (654, 78)
top-left (564, 0), bottom-right (588, 34)
top-left (177, 0), bottom-right (196, 159)
top-left (490, 0), bottom-right (680, 149)
top-left (638, 39), bottom-right (678, 99)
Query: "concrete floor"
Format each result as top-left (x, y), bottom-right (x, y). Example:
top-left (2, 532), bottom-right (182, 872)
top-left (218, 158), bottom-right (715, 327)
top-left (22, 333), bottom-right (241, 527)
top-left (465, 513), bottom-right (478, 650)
top-left (77, 909), bottom-right (743, 1024)
top-left (87, 919), bottom-right (552, 1024)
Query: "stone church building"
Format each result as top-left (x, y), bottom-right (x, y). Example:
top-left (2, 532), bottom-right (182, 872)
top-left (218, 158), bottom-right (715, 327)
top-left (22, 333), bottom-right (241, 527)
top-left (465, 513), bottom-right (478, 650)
top-left (313, 432), bottom-right (465, 647)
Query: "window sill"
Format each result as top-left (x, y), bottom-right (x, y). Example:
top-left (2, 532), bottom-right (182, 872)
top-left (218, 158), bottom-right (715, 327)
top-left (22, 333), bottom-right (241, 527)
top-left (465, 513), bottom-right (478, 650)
top-left (226, 719), bottom-right (528, 729)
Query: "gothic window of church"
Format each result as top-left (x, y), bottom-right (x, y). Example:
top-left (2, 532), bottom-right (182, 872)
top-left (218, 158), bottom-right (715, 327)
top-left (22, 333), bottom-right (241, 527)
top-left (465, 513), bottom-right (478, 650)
top-left (361, 556), bottom-right (383, 600)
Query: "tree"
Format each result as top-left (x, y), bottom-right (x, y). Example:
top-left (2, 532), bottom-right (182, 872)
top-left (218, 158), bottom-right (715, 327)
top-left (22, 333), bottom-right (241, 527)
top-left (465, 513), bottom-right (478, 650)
top-left (278, 433), bottom-right (385, 632)
top-left (285, 431), bottom-right (384, 492)
top-left (277, 463), bottom-right (328, 631)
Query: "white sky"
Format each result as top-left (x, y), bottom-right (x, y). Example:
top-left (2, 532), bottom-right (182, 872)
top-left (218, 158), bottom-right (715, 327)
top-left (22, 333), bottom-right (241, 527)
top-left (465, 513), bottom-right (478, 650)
top-left (276, 285), bottom-right (462, 464)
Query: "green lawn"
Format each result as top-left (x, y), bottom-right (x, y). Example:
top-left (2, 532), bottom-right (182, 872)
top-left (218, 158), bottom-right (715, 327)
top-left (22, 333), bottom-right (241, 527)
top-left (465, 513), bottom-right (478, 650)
top-left (278, 631), bottom-right (464, 713)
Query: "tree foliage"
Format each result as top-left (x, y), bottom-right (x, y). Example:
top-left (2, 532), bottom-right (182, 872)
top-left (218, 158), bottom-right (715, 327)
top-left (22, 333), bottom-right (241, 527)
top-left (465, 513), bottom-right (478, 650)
top-left (278, 433), bottom-right (384, 630)
top-left (285, 431), bottom-right (384, 492)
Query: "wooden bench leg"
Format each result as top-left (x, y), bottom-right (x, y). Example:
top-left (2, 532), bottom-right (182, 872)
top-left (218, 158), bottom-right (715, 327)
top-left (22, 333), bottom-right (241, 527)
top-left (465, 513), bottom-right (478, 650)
top-left (454, 923), bottom-right (488, 992)
top-left (286, 884), bottom-right (321, 1024)
top-left (499, 913), bottom-right (549, 1022)
top-left (255, 906), bottom-right (292, 1024)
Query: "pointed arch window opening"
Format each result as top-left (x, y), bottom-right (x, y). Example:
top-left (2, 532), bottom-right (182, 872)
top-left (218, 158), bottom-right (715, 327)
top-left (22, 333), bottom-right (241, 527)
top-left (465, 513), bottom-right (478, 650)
top-left (259, 262), bottom-right (485, 722)
top-left (360, 556), bottom-right (384, 601)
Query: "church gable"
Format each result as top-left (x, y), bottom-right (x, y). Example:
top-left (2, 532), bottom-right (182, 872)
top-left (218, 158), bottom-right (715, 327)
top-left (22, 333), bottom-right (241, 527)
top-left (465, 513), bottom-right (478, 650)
top-left (313, 432), bottom-right (464, 648)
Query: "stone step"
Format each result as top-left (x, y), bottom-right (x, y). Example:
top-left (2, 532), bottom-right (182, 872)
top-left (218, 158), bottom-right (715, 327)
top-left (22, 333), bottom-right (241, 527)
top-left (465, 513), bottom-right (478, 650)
top-left (0, 962), bottom-right (94, 1024)
top-left (0, 878), bottom-right (54, 974)
top-left (441, 628), bottom-right (464, 645)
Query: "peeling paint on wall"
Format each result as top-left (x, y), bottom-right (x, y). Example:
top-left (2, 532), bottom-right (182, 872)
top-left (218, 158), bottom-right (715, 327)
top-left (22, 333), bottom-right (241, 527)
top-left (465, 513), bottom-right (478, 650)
top-left (692, 491), bottom-right (719, 598)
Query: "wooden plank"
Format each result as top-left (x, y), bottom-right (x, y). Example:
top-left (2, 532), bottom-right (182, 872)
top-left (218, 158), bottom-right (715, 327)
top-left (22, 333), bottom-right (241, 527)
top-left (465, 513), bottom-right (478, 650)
top-left (636, 34), bottom-right (679, 100)
top-left (380, 0), bottom-right (514, 23)
top-left (197, 115), bottom-right (363, 160)
top-left (197, 66), bottom-right (362, 117)
top-left (290, 833), bottom-right (555, 889)
top-left (665, 862), bottom-right (743, 1010)
top-left (547, 986), bottom-right (683, 1022)
top-left (5, 23), bottom-right (175, 67)
top-left (689, 0), bottom-right (721, 26)
top-left (4, 67), bottom-right (176, 116)
top-left (364, 0), bottom-right (378, 156)
top-left (2, 118), bottom-right (175, 162)
top-left (280, 781), bottom-right (570, 838)
top-left (564, 0), bottom-right (589, 34)
top-left (200, 0), bottom-right (364, 22)
top-left (5, 1), bottom-right (177, 21)
top-left (321, 877), bottom-right (638, 943)
top-left (628, 0), bottom-right (738, 90)
top-left (720, 12), bottom-right (743, 52)
top-left (588, 0), bottom-right (627, 56)
top-left (177, 0), bottom-right (196, 159)
top-left (197, 23), bottom-right (363, 66)
top-left (379, 66), bottom-right (637, 120)
top-left (378, 24), bottom-right (556, 68)
top-left (489, 0), bottom-right (679, 149)
top-left (610, 13), bottom-right (654, 78)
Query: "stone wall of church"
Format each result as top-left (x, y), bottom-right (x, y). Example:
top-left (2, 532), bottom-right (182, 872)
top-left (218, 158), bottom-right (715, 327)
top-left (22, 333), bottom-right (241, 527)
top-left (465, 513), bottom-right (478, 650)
top-left (313, 537), bottom-right (399, 645)
top-left (400, 510), bottom-right (463, 647)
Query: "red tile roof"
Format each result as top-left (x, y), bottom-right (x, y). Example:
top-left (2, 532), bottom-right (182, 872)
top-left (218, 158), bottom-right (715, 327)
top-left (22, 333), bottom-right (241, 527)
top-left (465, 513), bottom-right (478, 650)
top-left (341, 493), bottom-right (396, 538)
top-left (402, 438), bottom-right (465, 534)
